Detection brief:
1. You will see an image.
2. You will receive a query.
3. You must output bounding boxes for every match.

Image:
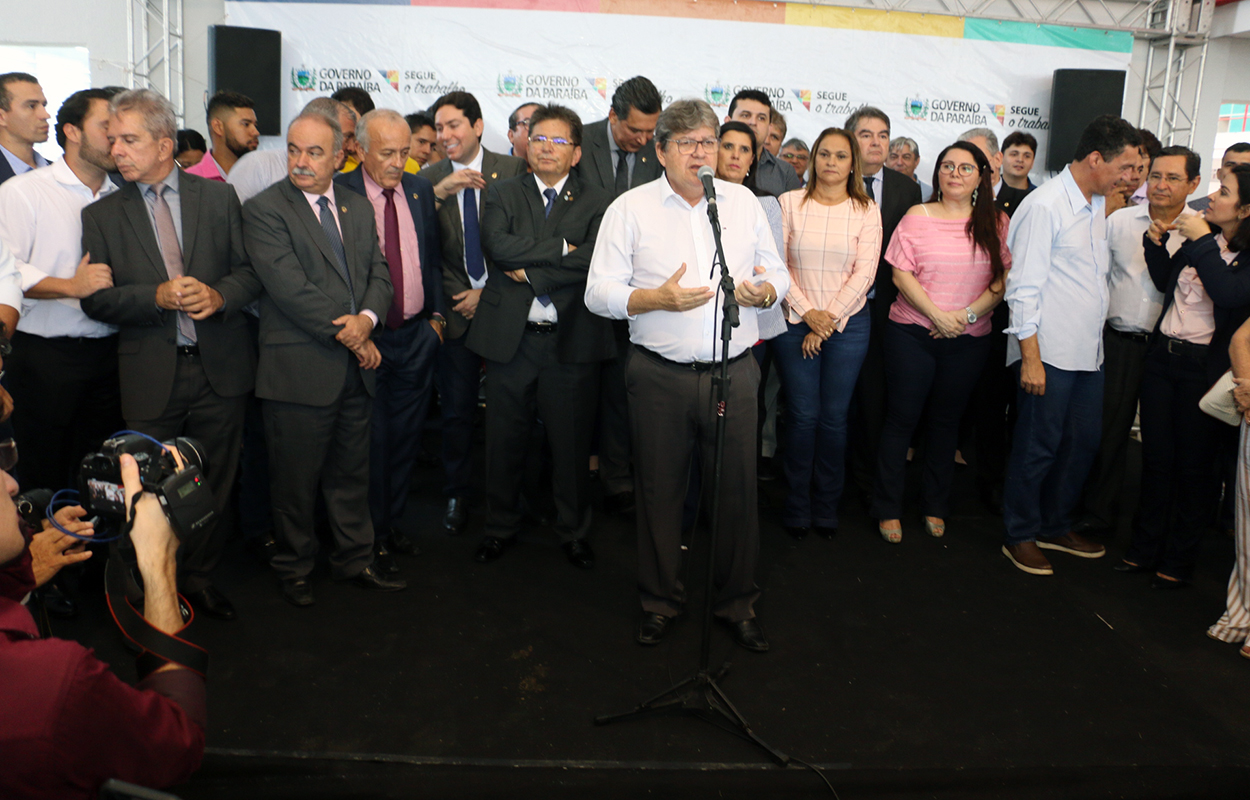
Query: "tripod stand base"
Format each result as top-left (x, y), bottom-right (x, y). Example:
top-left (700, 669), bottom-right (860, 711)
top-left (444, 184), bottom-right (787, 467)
top-left (595, 665), bottom-right (789, 767)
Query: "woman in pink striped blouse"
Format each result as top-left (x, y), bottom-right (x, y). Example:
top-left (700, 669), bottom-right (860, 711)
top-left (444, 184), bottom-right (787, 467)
top-left (773, 128), bottom-right (881, 540)
top-left (872, 141), bottom-right (1010, 543)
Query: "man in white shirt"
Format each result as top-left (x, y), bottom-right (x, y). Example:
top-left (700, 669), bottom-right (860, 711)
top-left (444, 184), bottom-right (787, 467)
top-left (0, 88), bottom-right (122, 492)
top-left (586, 98), bottom-right (789, 652)
top-left (1076, 145), bottom-right (1199, 538)
top-left (1001, 115), bottom-right (1142, 576)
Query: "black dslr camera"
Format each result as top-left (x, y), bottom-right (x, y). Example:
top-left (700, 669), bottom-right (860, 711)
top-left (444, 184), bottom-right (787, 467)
top-left (78, 434), bottom-right (215, 539)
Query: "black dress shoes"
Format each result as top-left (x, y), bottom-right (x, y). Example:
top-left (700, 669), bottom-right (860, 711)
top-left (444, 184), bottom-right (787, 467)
top-left (815, 526), bottom-right (837, 540)
top-left (372, 542), bottom-right (400, 575)
top-left (1071, 517), bottom-right (1112, 538)
top-left (388, 529), bottom-right (418, 555)
top-left (474, 536), bottom-right (514, 563)
top-left (1151, 574), bottom-right (1190, 591)
top-left (351, 564), bottom-right (407, 592)
top-left (281, 578), bottom-right (314, 607)
top-left (1113, 560), bottom-right (1152, 573)
top-left (444, 496), bottom-right (468, 535)
top-left (186, 586), bottom-right (237, 621)
top-left (785, 526), bottom-right (809, 540)
top-left (562, 539), bottom-right (595, 569)
top-left (603, 491), bottom-right (636, 517)
top-left (637, 612), bottom-right (672, 645)
top-left (249, 530), bottom-right (279, 566)
top-left (724, 617), bottom-right (770, 653)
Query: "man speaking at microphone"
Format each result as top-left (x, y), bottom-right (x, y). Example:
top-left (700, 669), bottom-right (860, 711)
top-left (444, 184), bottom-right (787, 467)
top-left (585, 99), bottom-right (788, 652)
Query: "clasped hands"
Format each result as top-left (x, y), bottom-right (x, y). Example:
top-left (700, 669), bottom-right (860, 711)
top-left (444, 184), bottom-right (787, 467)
top-left (332, 312), bottom-right (381, 369)
top-left (1147, 213), bottom-right (1207, 246)
top-left (800, 309), bottom-right (840, 358)
top-left (1234, 376), bottom-right (1250, 423)
top-left (156, 276), bottom-right (224, 319)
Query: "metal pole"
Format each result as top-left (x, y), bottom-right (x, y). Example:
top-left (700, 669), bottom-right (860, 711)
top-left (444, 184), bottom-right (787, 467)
top-left (1185, 39), bottom-right (1209, 148)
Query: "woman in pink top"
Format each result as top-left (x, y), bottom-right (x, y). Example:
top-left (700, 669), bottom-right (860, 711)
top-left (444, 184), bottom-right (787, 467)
top-left (773, 128), bottom-right (881, 540)
top-left (872, 142), bottom-right (1010, 543)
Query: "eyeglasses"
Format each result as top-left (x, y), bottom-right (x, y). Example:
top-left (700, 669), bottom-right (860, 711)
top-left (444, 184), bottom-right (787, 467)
top-left (939, 162), bottom-right (979, 177)
top-left (528, 135), bottom-right (575, 148)
top-left (0, 439), bottom-right (17, 472)
top-left (671, 138), bottom-right (719, 155)
top-left (513, 119), bottom-right (531, 131)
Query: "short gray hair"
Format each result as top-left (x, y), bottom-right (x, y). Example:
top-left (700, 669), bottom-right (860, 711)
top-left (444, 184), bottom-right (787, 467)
top-left (655, 98), bottom-right (718, 149)
top-left (357, 108), bottom-right (408, 153)
top-left (890, 136), bottom-right (919, 160)
top-left (957, 127), bottom-right (999, 157)
top-left (291, 99), bottom-right (343, 153)
top-left (781, 138), bottom-right (808, 153)
top-left (109, 88), bottom-right (176, 143)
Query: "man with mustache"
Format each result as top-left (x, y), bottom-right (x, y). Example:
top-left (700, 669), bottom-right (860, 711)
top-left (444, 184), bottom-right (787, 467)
top-left (184, 91), bottom-right (259, 182)
top-left (335, 109), bottom-right (443, 568)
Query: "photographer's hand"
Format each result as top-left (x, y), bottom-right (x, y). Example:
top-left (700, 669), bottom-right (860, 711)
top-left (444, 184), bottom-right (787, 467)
top-left (120, 454), bottom-right (184, 654)
top-left (30, 506), bottom-right (94, 588)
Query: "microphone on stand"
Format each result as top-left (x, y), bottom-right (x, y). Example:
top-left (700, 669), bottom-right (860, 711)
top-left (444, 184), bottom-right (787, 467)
top-left (697, 165), bottom-right (717, 207)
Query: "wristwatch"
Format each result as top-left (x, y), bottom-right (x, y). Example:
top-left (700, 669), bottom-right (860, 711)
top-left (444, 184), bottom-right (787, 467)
top-left (964, 307), bottom-right (977, 325)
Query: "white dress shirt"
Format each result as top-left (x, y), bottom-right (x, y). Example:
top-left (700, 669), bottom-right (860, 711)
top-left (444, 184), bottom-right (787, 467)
top-left (1005, 165), bottom-right (1109, 371)
top-left (585, 175), bottom-right (790, 362)
top-left (0, 238), bottom-right (22, 320)
top-left (525, 173), bottom-right (569, 324)
top-left (226, 149), bottom-right (288, 204)
top-left (0, 158), bottom-right (117, 338)
top-left (1105, 203), bottom-right (1181, 334)
top-left (452, 146), bottom-right (487, 291)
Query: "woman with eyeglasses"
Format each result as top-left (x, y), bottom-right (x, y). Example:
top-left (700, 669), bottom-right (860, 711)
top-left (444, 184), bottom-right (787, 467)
top-left (773, 127), bottom-right (881, 540)
top-left (872, 141), bottom-right (1010, 543)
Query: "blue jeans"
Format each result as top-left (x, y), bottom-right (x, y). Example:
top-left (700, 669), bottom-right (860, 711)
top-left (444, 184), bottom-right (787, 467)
top-left (1002, 363), bottom-right (1105, 545)
top-left (772, 308), bottom-right (871, 528)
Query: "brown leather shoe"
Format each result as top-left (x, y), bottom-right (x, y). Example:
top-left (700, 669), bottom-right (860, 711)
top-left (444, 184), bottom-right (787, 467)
top-left (1002, 542), bottom-right (1054, 575)
top-left (1037, 531), bottom-right (1106, 559)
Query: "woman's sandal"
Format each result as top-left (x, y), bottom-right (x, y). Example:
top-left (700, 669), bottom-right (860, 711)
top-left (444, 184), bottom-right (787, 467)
top-left (1241, 644), bottom-right (1250, 661)
top-left (879, 521), bottom-right (903, 544)
top-left (924, 517), bottom-right (946, 538)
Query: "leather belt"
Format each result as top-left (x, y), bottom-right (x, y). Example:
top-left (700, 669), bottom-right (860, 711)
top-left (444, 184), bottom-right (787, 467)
top-left (636, 345), bottom-right (750, 373)
top-left (525, 321), bottom-right (558, 334)
top-left (1163, 336), bottom-right (1208, 360)
top-left (176, 345), bottom-right (200, 357)
top-left (1105, 324), bottom-right (1149, 343)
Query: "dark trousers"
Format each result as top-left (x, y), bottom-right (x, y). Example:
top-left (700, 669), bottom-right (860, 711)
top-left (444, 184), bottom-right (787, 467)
top-left (849, 298), bottom-right (889, 497)
top-left (1002, 363), bottom-right (1104, 545)
top-left (596, 319), bottom-right (633, 495)
top-left (967, 303), bottom-right (1016, 496)
top-left (1080, 326), bottom-right (1151, 528)
top-left (628, 347), bottom-right (760, 622)
top-left (436, 335), bottom-right (480, 499)
top-left (1125, 343), bottom-right (1221, 580)
top-left (263, 366), bottom-right (374, 581)
top-left (370, 318), bottom-right (440, 539)
top-left (484, 330), bottom-right (597, 542)
top-left (871, 323), bottom-right (991, 520)
top-left (237, 315), bottom-right (271, 541)
top-left (127, 352), bottom-right (245, 593)
top-left (6, 331), bottom-right (123, 492)
top-left (772, 309), bottom-right (871, 529)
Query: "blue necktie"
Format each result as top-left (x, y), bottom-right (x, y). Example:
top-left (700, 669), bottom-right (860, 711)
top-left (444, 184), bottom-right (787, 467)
top-left (317, 196), bottom-right (356, 313)
top-left (536, 188), bottom-right (557, 307)
top-left (463, 187), bottom-right (485, 281)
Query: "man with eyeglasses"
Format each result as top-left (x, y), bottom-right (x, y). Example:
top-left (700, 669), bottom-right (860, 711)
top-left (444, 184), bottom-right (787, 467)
top-left (1074, 145), bottom-right (1199, 539)
top-left (586, 99), bottom-right (789, 652)
top-left (470, 104), bottom-right (614, 568)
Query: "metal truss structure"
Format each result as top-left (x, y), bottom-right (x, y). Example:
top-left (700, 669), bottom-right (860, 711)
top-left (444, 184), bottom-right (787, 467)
top-left (798, 0), bottom-right (1215, 146)
top-left (126, 0), bottom-right (185, 125)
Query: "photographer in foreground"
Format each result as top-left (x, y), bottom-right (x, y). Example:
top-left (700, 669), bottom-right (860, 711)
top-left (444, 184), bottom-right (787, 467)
top-left (0, 450), bottom-right (206, 798)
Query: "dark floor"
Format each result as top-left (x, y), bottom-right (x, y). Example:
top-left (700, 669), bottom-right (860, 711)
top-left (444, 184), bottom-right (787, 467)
top-left (53, 440), bottom-right (1250, 799)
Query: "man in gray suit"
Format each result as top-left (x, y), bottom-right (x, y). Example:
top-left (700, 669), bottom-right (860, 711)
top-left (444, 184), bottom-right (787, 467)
top-left (572, 75), bottom-right (664, 519)
top-left (80, 89), bottom-right (260, 621)
top-left (421, 91), bottom-right (526, 536)
top-left (241, 104), bottom-right (402, 607)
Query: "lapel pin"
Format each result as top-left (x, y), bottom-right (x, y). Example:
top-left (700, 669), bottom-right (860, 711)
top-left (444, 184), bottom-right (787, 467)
top-left (412, 193), bottom-right (418, 199)
top-left (341, 206), bottom-right (348, 214)
top-left (564, 192), bottom-right (572, 201)
top-left (641, 156), bottom-right (647, 163)
top-left (491, 172), bottom-right (498, 179)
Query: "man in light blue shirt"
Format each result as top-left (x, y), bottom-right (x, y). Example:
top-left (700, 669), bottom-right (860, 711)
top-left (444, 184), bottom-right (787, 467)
top-left (1001, 115), bottom-right (1143, 576)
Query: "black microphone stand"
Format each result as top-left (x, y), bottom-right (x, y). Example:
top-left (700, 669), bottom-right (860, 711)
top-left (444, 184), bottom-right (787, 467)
top-left (595, 185), bottom-right (788, 767)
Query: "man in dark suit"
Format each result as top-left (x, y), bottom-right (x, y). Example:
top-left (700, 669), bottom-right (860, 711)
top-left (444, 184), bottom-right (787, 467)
top-left (572, 75), bottom-right (664, 518)
top-left (473, 104), bottom-right (614, 568)
top-left (421, 91), bottom-right (526, 535)
top-left (843, 105), bottom-right (923, 503)
top-left (335, 108), bottom-right (443, 569)
top-left (80, 89), bottom-right (261, 621)
top-left (0, 72), bottom-right (51, 185)
top-left (241, 104), bottom-right (403, 607)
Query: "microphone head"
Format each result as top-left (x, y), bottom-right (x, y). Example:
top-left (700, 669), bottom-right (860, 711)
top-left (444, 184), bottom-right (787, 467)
top-left (697, 165), bottom-right (716, 182)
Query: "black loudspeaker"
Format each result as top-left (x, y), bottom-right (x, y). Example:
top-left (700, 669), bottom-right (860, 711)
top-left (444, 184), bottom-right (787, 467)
top-left (207, 25), bottom-right (282, 136)
top-left (1046, 69), bottom-right (1127, 172)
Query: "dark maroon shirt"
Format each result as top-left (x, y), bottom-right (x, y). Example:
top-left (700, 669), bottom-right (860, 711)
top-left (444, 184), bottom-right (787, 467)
top-left (0, 547), bottom-right (205, 799)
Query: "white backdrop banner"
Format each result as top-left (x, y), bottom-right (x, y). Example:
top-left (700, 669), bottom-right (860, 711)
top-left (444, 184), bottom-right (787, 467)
top-left (223, 1), bottom-right (1131, 177)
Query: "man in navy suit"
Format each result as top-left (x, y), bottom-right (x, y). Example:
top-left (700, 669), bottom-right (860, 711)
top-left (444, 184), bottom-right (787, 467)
top-left (336, 109), bottom-right (443, 568)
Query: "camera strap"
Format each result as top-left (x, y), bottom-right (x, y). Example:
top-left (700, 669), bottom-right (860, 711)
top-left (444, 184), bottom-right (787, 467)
top-left (104, 492), bottom-right (209, 679)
